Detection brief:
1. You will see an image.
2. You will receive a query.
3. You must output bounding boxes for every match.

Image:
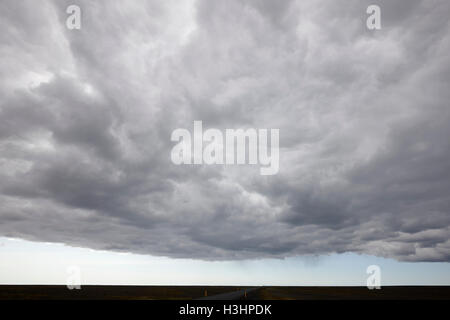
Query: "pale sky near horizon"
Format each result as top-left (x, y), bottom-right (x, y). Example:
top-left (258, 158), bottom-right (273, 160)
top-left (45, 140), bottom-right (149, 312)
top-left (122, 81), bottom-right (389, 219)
top-left (1, 237), bottom-right (449, 286)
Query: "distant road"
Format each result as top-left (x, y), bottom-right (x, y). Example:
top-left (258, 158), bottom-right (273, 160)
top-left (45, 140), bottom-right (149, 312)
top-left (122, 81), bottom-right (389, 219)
top-left (197, 287), bottom-right (259, 300)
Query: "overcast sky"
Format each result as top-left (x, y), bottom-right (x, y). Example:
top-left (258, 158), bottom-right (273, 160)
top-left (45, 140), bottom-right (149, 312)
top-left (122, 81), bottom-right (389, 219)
top-left (1, 0), bottom-right (449, 274)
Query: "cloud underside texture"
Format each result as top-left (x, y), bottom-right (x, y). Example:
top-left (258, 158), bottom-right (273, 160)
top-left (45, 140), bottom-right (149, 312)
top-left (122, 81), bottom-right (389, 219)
top-left (0, 0), bottom-right (449, 261)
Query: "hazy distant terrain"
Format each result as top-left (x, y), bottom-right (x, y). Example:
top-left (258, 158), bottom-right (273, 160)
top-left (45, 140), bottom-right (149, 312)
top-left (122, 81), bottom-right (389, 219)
top-left (1, 286), bottom-right (449, 300)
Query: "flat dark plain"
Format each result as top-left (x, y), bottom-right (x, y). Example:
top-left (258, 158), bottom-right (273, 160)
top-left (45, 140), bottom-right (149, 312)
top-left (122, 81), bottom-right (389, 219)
top-left (0, 285), bottom-right (449, 300)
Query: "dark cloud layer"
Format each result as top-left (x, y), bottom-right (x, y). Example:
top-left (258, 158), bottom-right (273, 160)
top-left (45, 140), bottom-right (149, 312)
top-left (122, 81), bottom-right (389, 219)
top-left (0, 0), bottom-right (449, 261)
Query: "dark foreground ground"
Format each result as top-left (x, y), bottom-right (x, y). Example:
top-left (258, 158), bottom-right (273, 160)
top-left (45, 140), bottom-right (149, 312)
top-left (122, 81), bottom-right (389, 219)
top-left (248, 286), bottom-right (450, 300)
top-left (0, 285), bottom-right (449, 300)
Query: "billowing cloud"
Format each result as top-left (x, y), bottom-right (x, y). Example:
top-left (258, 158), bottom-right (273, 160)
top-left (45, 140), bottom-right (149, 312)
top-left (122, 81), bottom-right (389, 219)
top-left (0, 0), bottom-right (449, 261)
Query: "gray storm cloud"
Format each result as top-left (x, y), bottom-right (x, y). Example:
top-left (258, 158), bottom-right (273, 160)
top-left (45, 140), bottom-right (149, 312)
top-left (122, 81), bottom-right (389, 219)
top-left (0, 0), bottom-right (449, 261)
